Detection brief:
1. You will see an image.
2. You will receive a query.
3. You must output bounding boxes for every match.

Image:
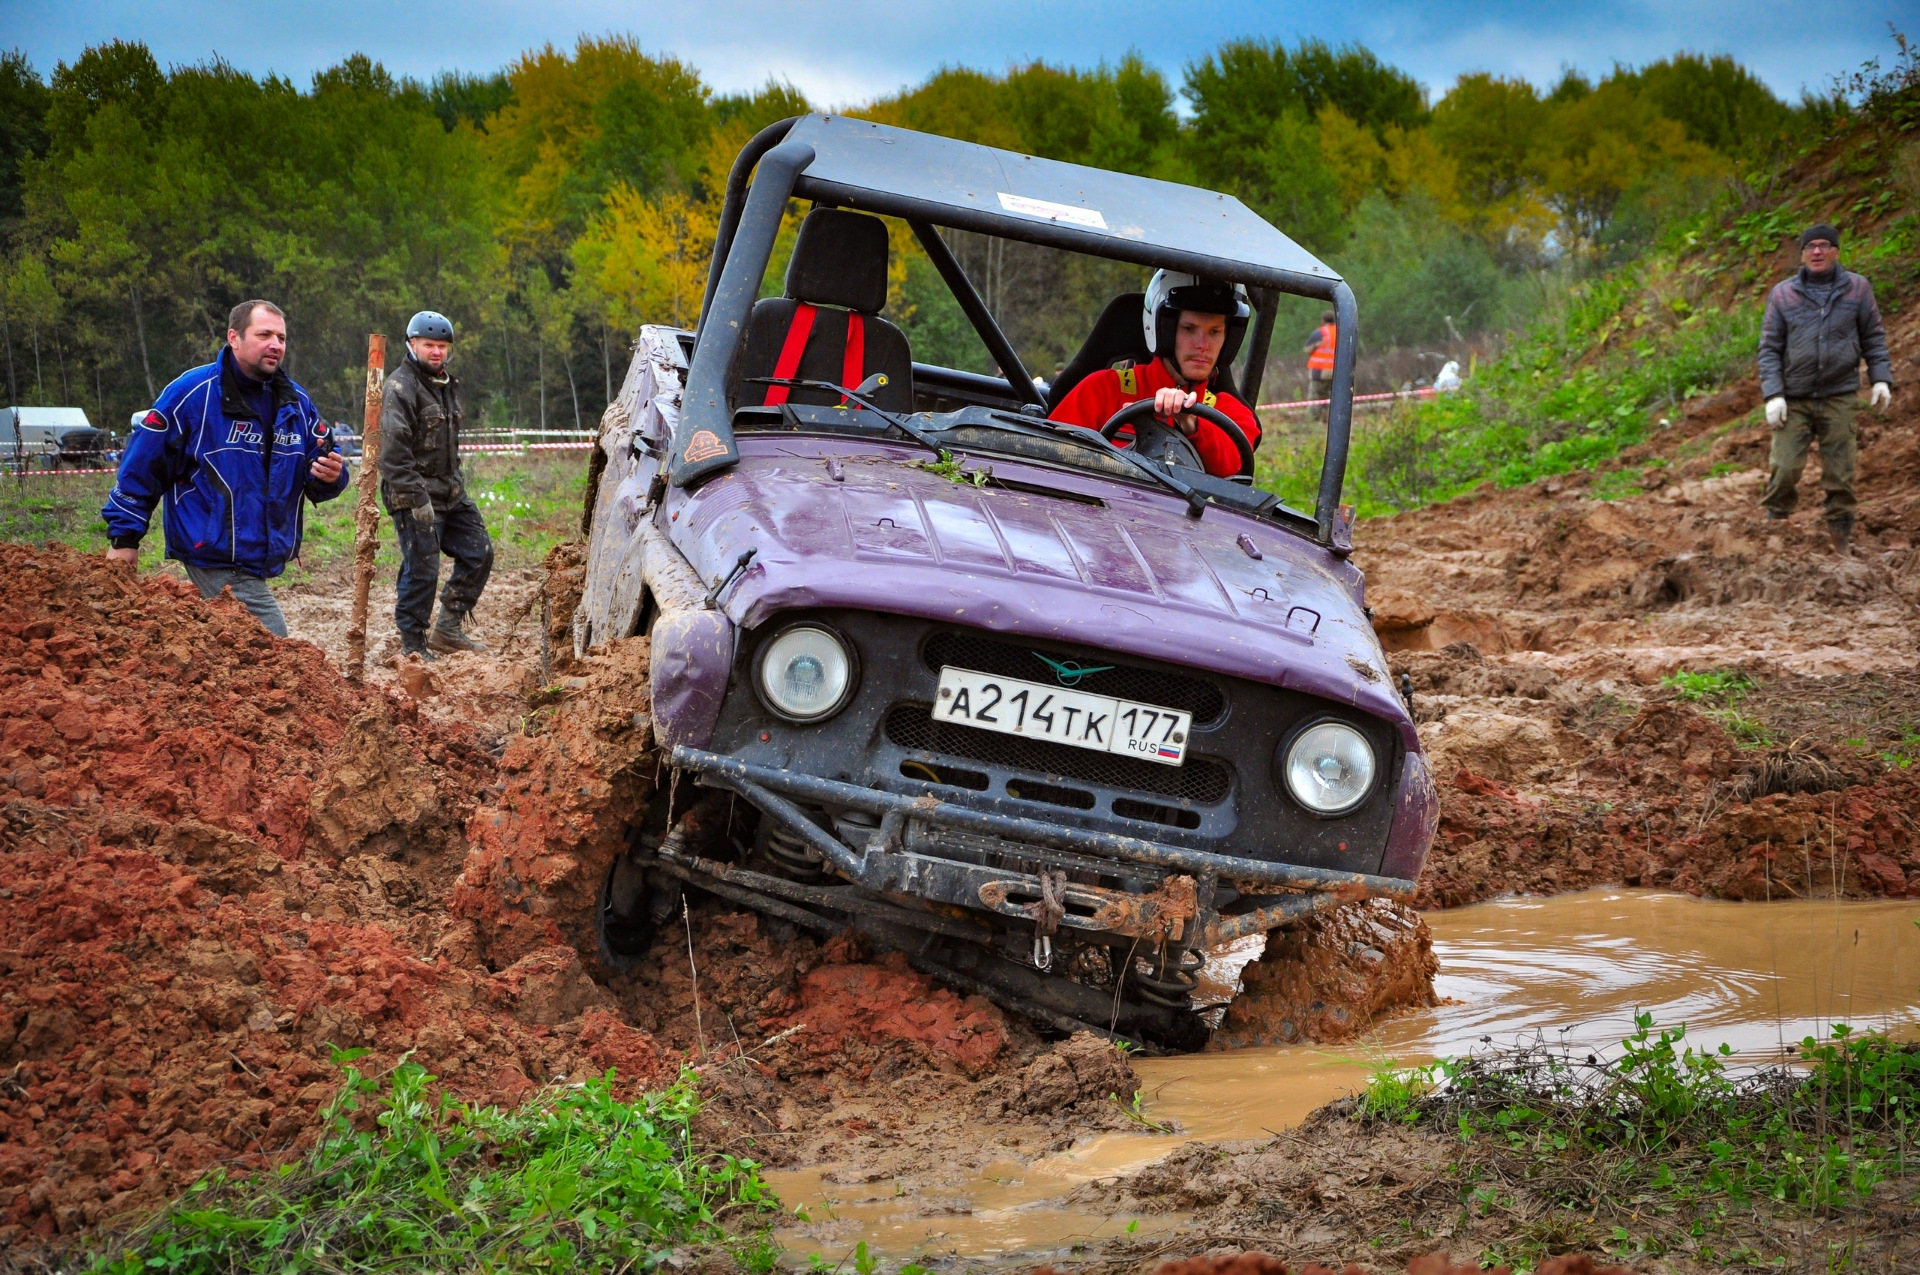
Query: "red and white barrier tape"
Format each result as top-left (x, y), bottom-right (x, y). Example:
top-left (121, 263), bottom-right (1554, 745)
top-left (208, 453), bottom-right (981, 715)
top-left (1256, 387), bottom-right (1437, 412)
top-left (5, 440), bottom-right (598, 478)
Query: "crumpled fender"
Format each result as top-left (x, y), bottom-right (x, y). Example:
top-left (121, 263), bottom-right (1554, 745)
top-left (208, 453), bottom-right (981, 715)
top-left (642, 520), bottom-right (735, 752)
top-left (1379, 751), bottom-right (1437, 881)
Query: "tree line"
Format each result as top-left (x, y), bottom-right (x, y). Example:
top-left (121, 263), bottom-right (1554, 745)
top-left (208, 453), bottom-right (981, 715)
top-left (0, 35), bottom-right (1835, 433)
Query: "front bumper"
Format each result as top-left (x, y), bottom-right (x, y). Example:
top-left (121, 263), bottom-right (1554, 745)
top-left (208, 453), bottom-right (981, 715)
top-left (670, 744), bottom-right (1418, 946)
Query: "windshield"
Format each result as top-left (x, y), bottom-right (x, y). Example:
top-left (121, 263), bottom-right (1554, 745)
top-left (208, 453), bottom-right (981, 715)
top-left (729, 215), bottom-right (1318, 524)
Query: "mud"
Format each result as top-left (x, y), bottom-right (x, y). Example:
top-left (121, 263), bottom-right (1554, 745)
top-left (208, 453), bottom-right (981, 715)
top-left (1363, 381), bottom-right (1920, 909)
top-left (4, 543), bottom-right (1407, 1266)
top-left (0, 547), bottom-right (1104, 1259)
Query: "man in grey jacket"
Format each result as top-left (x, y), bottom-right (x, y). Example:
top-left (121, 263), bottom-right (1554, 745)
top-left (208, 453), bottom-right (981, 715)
top-left (1758, 223), bottom-right (1894, 549)
top-left (379, 310), bottom-right (493, 660)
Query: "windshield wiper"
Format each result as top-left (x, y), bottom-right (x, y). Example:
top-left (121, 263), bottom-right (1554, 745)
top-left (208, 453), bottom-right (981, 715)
top-left (1016, 413), bottom-right (1211, 519)
top-left (746, 375), bottom-right (946, 458)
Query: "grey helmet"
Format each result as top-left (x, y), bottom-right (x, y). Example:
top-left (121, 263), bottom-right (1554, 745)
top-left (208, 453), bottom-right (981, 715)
top-left (406, 310), bottom-right (454, 341)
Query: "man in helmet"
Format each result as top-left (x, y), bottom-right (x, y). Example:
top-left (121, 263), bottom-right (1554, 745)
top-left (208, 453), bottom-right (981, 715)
top-left (379, 310), bottom-right (493, 660)
top-left (1049, 272), bottom-right (1260, 479)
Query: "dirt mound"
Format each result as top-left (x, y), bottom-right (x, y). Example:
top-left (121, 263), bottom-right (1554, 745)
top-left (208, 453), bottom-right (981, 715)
top-left (1005, 1031), bottom-right (1140, 1118)
top-left (1214, 901), bottom-right (1438, 1048)
top-left (451, 634), bottom-right (656, 971)
top-left (0, 547), bottom-right (632, 1247)
top-left (1411, 683), bottom-right (1920, 907)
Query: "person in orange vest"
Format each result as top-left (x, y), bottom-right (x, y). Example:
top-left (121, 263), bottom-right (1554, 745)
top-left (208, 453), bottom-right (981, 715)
top-left (1304, 309), bottom-right (1337, 418)
top-left (1049, 272), bottom-right (1260, 478)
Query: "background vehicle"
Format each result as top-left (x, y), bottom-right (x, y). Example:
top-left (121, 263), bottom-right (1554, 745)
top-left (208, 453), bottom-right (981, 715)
top-left (4, 406), bottom-right (111, 472)
top-left (569, 114), bottom-right (1437, 1050)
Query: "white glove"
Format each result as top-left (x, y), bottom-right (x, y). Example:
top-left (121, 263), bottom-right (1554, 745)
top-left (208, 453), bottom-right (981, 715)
top-left (1765, 397), bottom-right (1787, 427)
top-left (1870, 382), bottom-right (1891, 410)
top-left (413, 503), bottom-right (438, 525)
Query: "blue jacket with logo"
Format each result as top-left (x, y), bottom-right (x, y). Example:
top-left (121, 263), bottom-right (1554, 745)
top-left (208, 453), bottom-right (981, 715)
top-left (103, 349), bottom-right (351, 577)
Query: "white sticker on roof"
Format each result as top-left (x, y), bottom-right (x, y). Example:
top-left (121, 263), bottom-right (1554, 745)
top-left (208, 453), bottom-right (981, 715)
top-left (997, 192), bottom-right (1107, 230)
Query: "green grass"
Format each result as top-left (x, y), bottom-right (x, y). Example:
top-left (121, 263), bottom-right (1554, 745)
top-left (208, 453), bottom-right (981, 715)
top-left (1252, 155), bottom-right (1918, 522)
top-left (1662, 668), bottom-right (1777, 748)
top-left (88, 1050), bottom-right (774, 1275)
top-left (1364, 1013), bottom-right (1920, 1267)
top-left (0, 449), bottom-right (590, 585)
top-left (1255, 261), bottom-right (1759, 517)
top-left (1662, 669), bottom-right (1757, 704)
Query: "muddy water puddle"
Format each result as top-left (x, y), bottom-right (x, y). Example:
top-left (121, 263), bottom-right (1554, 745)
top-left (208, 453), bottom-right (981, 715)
top-left (769, 889), bottom-right (1920, 1265)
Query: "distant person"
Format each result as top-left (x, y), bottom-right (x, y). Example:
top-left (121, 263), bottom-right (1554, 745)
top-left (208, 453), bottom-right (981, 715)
top-left (1758, 224), bottom-right (1894, 550)
top-left (1050, 272), bottom-right (1261, 478)
top-left (102, 300), bottom-right (349, 638)
top-left (1304, 309), bottom-right (1337, 414)
top-left (379, 310), bottom-right (492, 660)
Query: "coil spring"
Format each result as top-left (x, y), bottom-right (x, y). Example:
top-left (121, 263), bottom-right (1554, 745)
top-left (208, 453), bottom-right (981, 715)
top-left (761, 823), bottom-right (829, 880)
top-left (1131, 946), bottom-right (1205, 1009)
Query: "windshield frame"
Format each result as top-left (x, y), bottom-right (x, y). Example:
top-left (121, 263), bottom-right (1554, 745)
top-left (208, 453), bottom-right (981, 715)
top-left (674, 115), bottom-right (1359, 547)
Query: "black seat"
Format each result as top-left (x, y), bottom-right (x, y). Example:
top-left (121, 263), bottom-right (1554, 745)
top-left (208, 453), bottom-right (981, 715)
top-left (1046, 291), bottom-right (1240, 413)
top-left (738, 208), bottom-right (915, 414)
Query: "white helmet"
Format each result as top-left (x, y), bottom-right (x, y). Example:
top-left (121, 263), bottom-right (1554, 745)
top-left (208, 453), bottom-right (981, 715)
top-left (1143, 270), bottom-right (1251, 367)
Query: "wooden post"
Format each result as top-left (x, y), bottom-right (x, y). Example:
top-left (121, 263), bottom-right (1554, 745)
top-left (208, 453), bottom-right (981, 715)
top-left (346, 334), bottom-right (386, 682)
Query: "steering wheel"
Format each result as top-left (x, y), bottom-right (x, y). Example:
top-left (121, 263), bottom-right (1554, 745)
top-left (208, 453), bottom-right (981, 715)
top-left (1099, 398), bottom-right (1256, 478)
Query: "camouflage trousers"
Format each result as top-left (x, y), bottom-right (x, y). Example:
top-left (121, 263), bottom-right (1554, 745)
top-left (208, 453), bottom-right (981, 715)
top-left (1761, 395), bottom-right (1856, 523)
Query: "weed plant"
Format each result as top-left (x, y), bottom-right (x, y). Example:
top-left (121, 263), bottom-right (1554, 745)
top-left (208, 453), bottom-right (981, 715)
top-left (1362, 1015), bottom-right (1920, 1263)
top-left (86, 1051), bottom-right (774, 1274)
top-left (1661, 667), bottom-right (1775, 748)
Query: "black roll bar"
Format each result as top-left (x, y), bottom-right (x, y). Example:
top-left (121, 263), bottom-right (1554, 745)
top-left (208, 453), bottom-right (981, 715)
top-left (1316, 282), bottom-right (1358, 543)
top-left (671, 137), bottom-right (815, 487)
top-left (676, 129), bottom-right (1358, 540)
top-left (693, 116), bottom-right (799, 347)
top-left (908, 220), bottom-right (1045, 409)
top-left (1240, 288), bottom-right (1278, 408)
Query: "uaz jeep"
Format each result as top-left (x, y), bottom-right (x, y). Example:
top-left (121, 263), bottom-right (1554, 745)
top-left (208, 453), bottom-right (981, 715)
top-left (572, 113), bottom-right (1435, 1051)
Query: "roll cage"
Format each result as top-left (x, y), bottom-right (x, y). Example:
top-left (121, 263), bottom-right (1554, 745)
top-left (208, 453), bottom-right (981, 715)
top-left (673, 113), bottom-right (1361, 547)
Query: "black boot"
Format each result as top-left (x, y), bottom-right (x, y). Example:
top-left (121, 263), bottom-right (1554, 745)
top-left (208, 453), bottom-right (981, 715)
top-left (1765, 508), bottom-right (1789, 521)
top-left (1828, 515), bottom-right (1854, 551)
top-left (428, 607), bottom-right (488, 654)
top-left (400, 633), bottom-right (436, 662)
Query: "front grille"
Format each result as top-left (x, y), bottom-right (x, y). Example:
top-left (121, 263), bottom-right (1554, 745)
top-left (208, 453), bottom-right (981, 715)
top-left (923, 631), bottom-right (1227, 724)
top-left (886, 703), bottom-right (1232, 805)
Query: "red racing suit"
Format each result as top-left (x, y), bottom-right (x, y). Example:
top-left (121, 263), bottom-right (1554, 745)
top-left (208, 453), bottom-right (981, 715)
top-left (1050, 359), bottom-right (1260, 478)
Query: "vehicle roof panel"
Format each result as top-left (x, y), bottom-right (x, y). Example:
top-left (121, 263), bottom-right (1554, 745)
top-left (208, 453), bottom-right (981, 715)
top-left (786, 114), bottom-right (1340, 287)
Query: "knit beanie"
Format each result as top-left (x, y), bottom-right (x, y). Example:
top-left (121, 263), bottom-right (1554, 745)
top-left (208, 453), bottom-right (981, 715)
top-left (1800, 223), bottom-right (1840, 248)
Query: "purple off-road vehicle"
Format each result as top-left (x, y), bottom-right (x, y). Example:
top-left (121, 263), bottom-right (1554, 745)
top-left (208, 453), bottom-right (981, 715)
top-left (573, 114), bottom-right (1435, 1050)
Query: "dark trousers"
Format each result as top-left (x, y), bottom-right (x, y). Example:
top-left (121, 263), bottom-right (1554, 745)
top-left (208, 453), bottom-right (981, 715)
top-left (393, 497), bottom-right (493, 638)
top-left (1761, 396), bottom-right (1857, 523)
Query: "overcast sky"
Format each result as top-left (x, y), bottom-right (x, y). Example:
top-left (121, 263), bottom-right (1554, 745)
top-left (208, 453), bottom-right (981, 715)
top-left (2, 0), bottom-right (1903, 106)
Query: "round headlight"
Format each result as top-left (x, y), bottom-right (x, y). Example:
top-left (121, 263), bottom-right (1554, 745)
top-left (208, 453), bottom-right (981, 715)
top-left (1282, 721), bottom-right (1377, 815)
top-left (757, 626), bottom-right (854, 721)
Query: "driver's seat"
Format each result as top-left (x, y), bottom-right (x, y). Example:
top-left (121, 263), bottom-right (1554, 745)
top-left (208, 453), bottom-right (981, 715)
top-left (737, 208), bottom-right (915, 414)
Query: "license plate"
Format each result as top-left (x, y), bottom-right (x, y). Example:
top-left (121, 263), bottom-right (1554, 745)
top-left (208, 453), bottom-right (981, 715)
top-left (931, 667), bottom-right (1191, 766)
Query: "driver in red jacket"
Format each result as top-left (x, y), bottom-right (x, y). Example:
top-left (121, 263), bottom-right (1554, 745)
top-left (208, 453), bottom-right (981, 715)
top-left (1050, 272), bottom-right (1261, 478)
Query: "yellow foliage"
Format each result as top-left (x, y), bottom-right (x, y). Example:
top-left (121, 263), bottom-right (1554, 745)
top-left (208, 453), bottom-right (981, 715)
top-left (486, 36), bottom-right (709, 254)
top-left (1318, 105), bottom-right (1465, 222)
top-left (1318, 106), bottom-right (1387, 210)
top-left (574, 185), bottom-right (714, 331)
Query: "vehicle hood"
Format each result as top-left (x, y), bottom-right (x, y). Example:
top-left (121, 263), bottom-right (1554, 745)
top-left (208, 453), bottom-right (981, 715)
top-left (665, 435), bottom-right (1409, 739)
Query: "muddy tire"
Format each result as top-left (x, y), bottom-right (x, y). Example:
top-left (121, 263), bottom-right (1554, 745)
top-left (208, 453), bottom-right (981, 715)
top-left (452, 629), bottom-right (658, 974)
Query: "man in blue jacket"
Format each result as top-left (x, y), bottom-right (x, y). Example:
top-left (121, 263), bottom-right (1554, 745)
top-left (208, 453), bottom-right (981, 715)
top-left (102, 299), bottom-right (350, 637)
top-left (1758, 224), bottom-right (1895, 550)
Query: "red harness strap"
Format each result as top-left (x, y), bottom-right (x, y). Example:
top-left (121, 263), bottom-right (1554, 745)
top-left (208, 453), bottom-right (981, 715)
top-left (762, 303), bottom-right (817, 406)
top-left (762, 305), bottom-right (866, 406)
